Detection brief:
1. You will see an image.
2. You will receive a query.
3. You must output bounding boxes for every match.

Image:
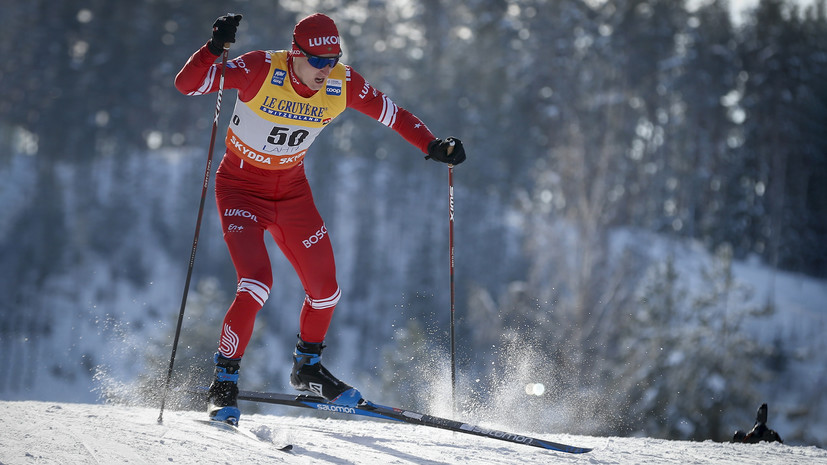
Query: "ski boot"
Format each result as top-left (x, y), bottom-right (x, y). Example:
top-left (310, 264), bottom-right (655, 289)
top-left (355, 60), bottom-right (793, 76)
top-left (207, 352), bottom-right (241, 425)
top-left (290, 338), bottom-right (363, 407)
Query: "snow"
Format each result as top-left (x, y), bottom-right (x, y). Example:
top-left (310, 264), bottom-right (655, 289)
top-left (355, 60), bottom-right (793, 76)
top-left (2, 400), bottom-right (825, 465)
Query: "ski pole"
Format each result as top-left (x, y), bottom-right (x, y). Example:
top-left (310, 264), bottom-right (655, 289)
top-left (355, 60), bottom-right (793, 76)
top-left (158, 44), bottom-right (230, 424)
top-left (447, 141), bottom-right (457, 411)
top-left (449, 164), bottom-right (456, 409)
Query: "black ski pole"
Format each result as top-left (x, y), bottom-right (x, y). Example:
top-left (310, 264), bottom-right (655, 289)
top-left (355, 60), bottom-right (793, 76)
top-left (447, 143), bottom-right (457, 411)
top-left (158, 44), bottom-right (230, 424)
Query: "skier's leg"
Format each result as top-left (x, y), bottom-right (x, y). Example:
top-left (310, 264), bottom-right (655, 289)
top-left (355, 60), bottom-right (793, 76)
top-left (268, 182), bottom-right (339, 344)
top-left (268, 181), bottom-right (361, 405)
top-left (208, 171), bottom-right (275, 422)
top-left (218, 210), bottom-right (273, 360)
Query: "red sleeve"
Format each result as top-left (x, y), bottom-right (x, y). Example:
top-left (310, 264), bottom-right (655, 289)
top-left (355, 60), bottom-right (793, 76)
top-left (174, 42), bottom-right (269, 102)
top-left (345, 66), bottom-right (436, 154)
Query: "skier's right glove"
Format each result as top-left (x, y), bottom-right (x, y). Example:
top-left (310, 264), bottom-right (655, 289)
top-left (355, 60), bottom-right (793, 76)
top-left (208, 13), bottom-right (243, 55)
top-left (425, 137), bottom-right (466, 165)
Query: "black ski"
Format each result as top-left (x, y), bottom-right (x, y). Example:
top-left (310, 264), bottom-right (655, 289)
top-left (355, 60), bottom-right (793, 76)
top-left (233, 389), bottom-right (592, 454)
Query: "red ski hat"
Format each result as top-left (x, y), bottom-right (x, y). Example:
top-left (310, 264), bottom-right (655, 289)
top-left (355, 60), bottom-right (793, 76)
top-left (292, 13), bottom-right (341, 56)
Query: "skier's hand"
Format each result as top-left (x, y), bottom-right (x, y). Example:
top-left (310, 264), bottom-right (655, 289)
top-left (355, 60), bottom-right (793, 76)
top-left (425, 137), bottom-right (466, 165)
top-left (208, 13), bottom-right (243, 55)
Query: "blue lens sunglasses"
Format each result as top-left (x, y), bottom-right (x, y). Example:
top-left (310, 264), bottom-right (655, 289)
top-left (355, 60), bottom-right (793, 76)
top-left (293, 39), bottom-right (342, 69)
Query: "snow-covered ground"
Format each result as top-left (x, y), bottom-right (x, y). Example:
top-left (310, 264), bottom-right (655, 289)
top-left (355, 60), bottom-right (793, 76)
top-left (2, 400), bottom-right (825, 465)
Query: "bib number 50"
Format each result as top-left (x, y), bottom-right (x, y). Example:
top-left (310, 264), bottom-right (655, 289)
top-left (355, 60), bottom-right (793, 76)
top-left (267, 126), bottom-right (309, 147)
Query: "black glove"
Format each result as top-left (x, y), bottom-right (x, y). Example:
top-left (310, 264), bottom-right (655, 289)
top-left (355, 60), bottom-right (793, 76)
top-left (208, 14), bottom-right (243, 55)
top-left (425, 137), bottom-right (466, 165)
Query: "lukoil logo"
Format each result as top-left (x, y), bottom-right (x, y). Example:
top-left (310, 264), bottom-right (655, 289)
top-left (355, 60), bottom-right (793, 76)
top-left (224, 208), bottom-right (258, 222)
top-left (308, 36), bottom-right (339, 47)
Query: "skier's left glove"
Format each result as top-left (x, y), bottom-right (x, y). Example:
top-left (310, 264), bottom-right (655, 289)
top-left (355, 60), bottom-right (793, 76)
top-left (425, 137), bottom-right (466, 165)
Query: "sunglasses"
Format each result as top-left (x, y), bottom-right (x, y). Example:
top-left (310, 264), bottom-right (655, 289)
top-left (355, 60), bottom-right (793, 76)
top-left (293, 40), bottom-right (342, 69)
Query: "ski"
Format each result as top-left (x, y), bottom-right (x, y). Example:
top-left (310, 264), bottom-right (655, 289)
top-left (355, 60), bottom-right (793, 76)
top-left (232, 389), bottom-right (592, 454)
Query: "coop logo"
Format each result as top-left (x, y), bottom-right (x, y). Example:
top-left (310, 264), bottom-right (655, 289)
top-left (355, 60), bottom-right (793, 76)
top-left (227, 224), bottom-right (244, 233)
top-left (271, 68), bottom-right (287, 86)
top-left (302, 224), bottom-right (327, 248)
top-left (326, 78), bottom-right (342, 96)
top-left (224, 208), bottom-right (258, 223)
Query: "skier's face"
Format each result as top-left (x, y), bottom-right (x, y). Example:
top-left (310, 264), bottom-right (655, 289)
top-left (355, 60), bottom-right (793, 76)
top-left (292, 55), bottom-right (336, 91)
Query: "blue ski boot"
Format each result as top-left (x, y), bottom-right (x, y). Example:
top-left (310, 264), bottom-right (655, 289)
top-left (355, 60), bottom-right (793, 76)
top-left (290, 338), bottom-right (363, 407)
top-left (207, 353), bottom-right (241, 425)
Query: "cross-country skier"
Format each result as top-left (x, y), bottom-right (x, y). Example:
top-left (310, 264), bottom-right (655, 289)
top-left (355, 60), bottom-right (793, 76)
top-left (174, 12), bottom-right (466, 424)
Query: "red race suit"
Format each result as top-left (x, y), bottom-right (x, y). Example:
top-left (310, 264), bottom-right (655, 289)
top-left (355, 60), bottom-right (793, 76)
top-left (175, 42), bottom-right (436, 358)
